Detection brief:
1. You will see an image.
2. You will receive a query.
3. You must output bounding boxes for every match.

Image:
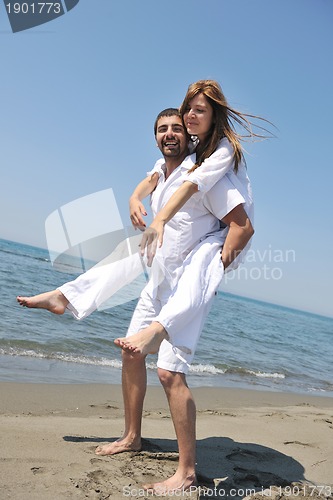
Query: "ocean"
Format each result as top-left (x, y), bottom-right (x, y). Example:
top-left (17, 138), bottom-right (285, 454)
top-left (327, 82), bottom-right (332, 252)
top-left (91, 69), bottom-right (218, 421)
top-left (0, 238), bottom-right (332, 396)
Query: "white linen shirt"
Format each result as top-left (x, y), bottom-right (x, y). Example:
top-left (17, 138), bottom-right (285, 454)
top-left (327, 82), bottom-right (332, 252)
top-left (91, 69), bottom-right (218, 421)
top-left (147, 151), bottom-right (252, 295)
top-left (185, 137), bottom-right (236, 193)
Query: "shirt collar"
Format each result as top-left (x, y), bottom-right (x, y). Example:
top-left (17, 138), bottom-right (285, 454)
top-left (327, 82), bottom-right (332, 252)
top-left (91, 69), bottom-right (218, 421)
top-left (155, 153), bottom-right (196, 176)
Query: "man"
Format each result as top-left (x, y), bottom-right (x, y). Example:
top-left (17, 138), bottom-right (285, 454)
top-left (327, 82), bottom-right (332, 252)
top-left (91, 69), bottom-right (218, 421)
top-left (96, 108), bottom-right (254, 495)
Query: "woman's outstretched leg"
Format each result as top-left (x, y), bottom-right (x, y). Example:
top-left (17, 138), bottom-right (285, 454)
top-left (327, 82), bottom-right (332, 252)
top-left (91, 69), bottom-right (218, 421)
top-left (114, 238), bottom-right (223, 356)
top-left (114, 321), bottom-right (168, 356)
top-left (16, 289), bottom-right (69, 315)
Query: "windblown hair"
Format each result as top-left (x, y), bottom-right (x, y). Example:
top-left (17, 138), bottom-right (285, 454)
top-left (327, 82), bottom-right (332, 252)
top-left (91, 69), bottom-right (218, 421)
top-left (179, 80), bottom-right (272, 173)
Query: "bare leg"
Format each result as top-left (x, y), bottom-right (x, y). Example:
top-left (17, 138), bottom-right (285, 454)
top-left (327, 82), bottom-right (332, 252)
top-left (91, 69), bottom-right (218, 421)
top-left (143, 369), bottom-right (197, 494)
top-left (114, 321), bottom-right (168, 356)
top-left (95, 350), bottom-right (146, 455)
top-left (16, 289), bottom-right (69, 315)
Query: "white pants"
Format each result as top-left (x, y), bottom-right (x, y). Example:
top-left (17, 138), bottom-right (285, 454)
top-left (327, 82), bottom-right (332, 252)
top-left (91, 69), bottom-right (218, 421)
top-left (127, 236), bottom-right (224, 373)
top-left (59, 235), bottom-right (145, 319)
top-left (154, 236), bottom-right (224, 351)
top-left (59, 236), bottom-right (224, 371)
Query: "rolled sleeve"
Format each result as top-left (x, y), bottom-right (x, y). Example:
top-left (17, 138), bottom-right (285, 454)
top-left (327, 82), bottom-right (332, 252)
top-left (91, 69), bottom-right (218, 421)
top-left (185, 137), bottom-right (235, 193)
top-left (203, 176), bottom-right (245, 221)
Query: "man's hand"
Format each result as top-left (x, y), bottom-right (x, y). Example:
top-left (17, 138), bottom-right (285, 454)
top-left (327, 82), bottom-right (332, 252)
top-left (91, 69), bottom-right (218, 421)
top-left (140, 219), bottom-right (165, 266)
top-left (129, 196), bottom-right (147, 230)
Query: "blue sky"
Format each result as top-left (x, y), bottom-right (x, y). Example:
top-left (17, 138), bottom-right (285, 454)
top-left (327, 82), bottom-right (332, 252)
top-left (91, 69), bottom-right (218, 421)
top-left (0, 0), bottom-right (332, 318)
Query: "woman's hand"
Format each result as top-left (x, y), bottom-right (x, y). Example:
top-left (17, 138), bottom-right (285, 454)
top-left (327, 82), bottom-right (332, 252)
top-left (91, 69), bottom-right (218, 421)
top-left (140, 218), bottom-right (165, 266)
top-left (129, 196), bottom-right (147, 230)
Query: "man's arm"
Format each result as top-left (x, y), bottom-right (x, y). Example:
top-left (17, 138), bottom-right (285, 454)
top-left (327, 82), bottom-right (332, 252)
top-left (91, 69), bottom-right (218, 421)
top-left (221, 204), bottom-right (254, 269)
top-left (129, 172), bottom-right (159, 229)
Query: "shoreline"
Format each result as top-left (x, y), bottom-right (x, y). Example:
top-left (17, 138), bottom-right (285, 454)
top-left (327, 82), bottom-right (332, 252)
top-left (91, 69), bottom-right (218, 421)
top-left (1, 381), bottom-right (333, 499)
top-left (1, 353), bottom-right (333, 397)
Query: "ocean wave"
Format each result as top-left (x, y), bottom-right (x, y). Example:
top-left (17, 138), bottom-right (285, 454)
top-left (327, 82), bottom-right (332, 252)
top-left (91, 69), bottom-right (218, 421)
top-left (248, 370), bottom-right (285, 379)
top-left (224, 366), bottom-right (285, 379)
top-left (0, 347), bottom-right (286, 380)
top-left (0, 346), bottom-right (161, 373)
top-left (189, 363), bottom-right (285, 379)
top-left (0, 247), bottom-right (49, 263)
top-left (0, 347), bottom-right (122, 369)
top-left (189, 363), bottom-right (226, 375)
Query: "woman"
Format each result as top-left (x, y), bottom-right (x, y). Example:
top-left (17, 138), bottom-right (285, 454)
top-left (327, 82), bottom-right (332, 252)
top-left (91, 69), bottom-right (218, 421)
top-left (133, 79), bottom-right (265, 262)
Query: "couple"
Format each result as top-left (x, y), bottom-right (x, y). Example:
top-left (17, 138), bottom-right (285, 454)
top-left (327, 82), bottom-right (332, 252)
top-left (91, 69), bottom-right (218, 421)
top-left (18, 80), bottom-right (258, 495)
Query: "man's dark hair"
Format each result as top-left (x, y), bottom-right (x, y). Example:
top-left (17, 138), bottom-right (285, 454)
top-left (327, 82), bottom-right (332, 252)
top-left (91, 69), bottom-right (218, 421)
top-left (154, 108), bottom-right (181, 135)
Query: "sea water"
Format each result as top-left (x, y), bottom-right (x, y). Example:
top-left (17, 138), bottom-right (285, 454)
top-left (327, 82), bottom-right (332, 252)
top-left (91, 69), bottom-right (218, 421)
top-left (0, 238), bottom-right (332, 395)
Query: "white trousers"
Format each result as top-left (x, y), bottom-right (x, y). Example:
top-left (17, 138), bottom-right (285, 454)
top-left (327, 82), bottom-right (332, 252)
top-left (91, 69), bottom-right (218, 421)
top-left (126, 236), bottom-right (224, 372)
top-left (58, 235), bottom-right (224, 361)
top-left (154, 236), bottom-right (224, 352)
top-left (58, 235), bottom-right (145, 319)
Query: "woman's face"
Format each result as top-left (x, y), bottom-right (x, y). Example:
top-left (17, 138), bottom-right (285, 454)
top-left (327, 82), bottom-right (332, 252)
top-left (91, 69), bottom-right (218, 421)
top-left (183, 93), bottom-right (214, 142)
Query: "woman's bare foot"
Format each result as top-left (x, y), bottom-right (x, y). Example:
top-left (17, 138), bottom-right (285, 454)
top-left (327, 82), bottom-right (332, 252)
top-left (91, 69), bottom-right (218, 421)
top-left (114, 322), bottom-right (168, 356)
top-left (143, 472), bottom-right (197, 495)
top-left (16, 290), bottom-right (69, 315)
top-left (95, 436), bottom-right (141, 456)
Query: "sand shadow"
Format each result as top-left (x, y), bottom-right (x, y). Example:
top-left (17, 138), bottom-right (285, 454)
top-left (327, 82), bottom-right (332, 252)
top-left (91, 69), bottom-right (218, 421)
top-left (63, 434), bottom-right (306, 494)
top-left (195, 436), bottom-right (303, 493)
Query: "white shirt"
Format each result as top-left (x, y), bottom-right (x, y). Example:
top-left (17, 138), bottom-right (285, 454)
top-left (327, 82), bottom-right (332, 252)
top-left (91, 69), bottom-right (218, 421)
top-left (147, 150), bottom-right (253, 293)
top-left (186, 137), bottom-right (236, 192)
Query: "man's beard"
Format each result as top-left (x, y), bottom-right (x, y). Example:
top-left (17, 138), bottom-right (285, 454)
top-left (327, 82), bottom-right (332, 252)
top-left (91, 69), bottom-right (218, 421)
top-left (162, 144), bottom-right (181, 157)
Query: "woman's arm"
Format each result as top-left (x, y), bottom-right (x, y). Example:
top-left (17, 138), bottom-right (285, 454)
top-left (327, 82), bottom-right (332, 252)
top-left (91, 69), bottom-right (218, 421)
top-left (140, 181), bottom-right (198, 265)
top-left (145, 180), bottom-right (198, 235)
top-left (129, 172), bottom-right (159, 229)
top-left (141, 138), bottom-right (236, 260)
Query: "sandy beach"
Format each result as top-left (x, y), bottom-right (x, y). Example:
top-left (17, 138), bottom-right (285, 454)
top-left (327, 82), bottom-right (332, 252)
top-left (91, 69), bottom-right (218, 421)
top-left (1, 382), bottom-right (332, 499)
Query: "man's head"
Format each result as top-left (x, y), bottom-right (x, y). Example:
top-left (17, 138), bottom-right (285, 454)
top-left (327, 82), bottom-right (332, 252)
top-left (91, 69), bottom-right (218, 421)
top-left (154, 108), bottom-right (189, 162)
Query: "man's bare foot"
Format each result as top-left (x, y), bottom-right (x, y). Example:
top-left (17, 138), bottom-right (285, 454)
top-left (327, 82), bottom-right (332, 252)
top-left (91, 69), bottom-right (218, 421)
top-left (114, 322), bottom-right (168, 356)
top-left (95, 437), bottom-right (141, 456)
top-left (16, 290), bottom-right (69, 315)
top-left (143, 472), bottom-right (197, 495)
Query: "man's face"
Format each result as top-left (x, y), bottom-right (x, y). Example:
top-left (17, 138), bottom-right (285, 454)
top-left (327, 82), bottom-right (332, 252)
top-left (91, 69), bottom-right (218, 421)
top-left (155, 115), bottom-right (188, 159)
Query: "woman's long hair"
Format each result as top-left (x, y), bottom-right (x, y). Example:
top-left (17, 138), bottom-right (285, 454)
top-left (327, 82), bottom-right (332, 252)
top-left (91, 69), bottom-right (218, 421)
top-left (179, 80), bottom-right (272, 173)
